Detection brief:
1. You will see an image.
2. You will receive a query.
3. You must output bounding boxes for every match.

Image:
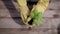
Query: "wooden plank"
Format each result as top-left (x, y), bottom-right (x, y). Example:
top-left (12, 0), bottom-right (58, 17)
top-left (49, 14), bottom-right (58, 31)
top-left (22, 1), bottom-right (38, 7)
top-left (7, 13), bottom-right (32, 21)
top-left (0, 0), bottom-right (60, 9)
top-left (0, 0), bottom-right (18, 9)
top-left (0, 1), bottom-right (6, 9)
top-left (0, 18), bottom-right (26, 28)
top-left (0, 9), bottom-right (20, 17)
top-left (0, 0), bottom-right (60, 18)
top-left (0, 28), bottom-right (58, 34)
top-left (0, 17), bottom-right (60, 28)
top-left (39, 29), bottom-right (57, 34)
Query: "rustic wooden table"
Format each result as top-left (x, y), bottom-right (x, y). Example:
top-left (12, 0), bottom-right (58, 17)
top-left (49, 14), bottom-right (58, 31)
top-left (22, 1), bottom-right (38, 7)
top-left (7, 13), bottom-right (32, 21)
top-left (0, 0), bottom-right (60, 34)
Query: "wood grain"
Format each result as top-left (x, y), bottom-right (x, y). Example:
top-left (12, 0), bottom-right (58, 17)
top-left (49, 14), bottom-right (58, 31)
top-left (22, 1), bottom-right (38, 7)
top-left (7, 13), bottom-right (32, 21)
top-left (0, 0), bottom-right (60, 34)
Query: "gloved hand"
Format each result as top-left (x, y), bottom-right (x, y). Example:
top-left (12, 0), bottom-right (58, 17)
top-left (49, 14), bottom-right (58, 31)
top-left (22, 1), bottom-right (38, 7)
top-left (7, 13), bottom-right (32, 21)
top-left (17, 0), bottom-right (50, 27)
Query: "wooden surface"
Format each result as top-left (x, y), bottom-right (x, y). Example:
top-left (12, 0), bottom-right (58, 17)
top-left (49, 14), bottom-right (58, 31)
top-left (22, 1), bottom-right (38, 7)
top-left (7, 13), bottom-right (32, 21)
top-left (0, 0), bottom-right (60, 17)
top-left (0, 0), bottom-right (60, 34)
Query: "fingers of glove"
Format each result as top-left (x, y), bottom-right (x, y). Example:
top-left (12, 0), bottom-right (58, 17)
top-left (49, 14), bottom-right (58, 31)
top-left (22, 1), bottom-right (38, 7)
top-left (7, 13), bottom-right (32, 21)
top-left (17, 0), bottom-right (27, 6)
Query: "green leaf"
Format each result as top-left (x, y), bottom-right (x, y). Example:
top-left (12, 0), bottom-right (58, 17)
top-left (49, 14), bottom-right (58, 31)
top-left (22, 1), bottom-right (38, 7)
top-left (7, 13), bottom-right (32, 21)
top-left (40, 18), bottom-right (45, 22)
top-left (31, 8), bottom-right (45, 26)
top-left (33, 19), bottom-right (40, 26)
top-left (37, 12), bottom-right (42, 18)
